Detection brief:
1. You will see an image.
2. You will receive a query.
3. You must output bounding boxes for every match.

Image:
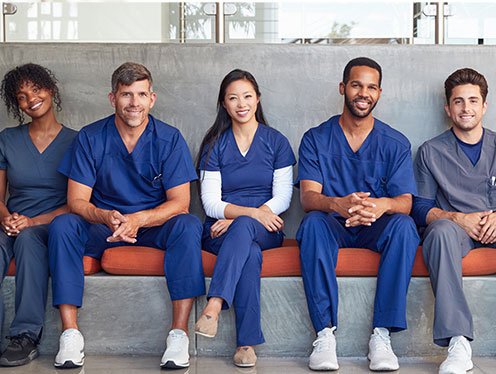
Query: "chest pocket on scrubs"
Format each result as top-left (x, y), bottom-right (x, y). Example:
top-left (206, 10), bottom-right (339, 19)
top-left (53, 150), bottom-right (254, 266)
top-left (365, 176), bottom-right (388, 198)
top-left (487, 177), bottom-right (496, 209)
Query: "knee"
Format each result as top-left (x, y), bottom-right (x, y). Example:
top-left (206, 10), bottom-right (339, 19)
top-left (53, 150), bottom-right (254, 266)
top-left (423, 219), bottom-right (461, 254)
top-left (13, 227), bottom-right (47, 255)
top-left (168, 213), bottom-right (202, 238)
top-left (49, 214), bottom-right (82, 238)
top-left (230, 216), bottom-right (258, 235)
top-left (388, 214), bottom-right (419, 238)
top-left (300, 211), bottom-right (328, 229)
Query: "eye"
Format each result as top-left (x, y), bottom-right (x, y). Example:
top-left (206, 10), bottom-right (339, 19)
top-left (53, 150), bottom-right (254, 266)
top-left (245, 94), bottom-right (253, 99)
top-left (139, 92), bottom-right (148, 97)
top-left (17, 95), bottom-right (26, 102)
top-left (32, 86), bottom-right (39, 94)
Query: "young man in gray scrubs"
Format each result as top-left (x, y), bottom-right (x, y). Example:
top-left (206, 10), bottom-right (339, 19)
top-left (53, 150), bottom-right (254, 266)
top-left (413, 68), bottom-right (494, 374)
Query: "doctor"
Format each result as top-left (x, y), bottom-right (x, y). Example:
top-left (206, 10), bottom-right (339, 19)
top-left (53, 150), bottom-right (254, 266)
top-left (296, 57), bottom-right (419, 371)
top-left (48, 62), bottom-right (205, 370)
top-left (194, 69), bottom-right (295, 368)
top-left (413, 68), bottom-right (493, 374)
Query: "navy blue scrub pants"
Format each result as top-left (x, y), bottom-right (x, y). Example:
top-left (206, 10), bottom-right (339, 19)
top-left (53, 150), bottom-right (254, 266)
top-left (203, 216), bottom-right (283, 347)
top-left (0, 225), bottom-right (49, 341)
top-left (296, 212), bottom-right (419, 333)
top-left (48, 213), bottom-right (205, 307)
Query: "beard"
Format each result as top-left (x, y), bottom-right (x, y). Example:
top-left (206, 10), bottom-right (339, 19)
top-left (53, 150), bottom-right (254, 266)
top-left (344, 95), bottom-right (377, 118)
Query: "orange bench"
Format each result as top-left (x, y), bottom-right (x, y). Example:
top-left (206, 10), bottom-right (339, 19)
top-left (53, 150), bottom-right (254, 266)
top-left (6, 256), bottom-right (101, 276)
top-left (99, 239), bottom-right (496, 277)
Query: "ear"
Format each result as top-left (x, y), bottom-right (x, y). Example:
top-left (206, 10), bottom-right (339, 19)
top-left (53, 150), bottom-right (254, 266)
top-left (149, 92), bottom-right (157, 109)
top-left (444, 103), bottom-right (451, 118)
top-left (483, 100), bottom-right (488, 116)
top-left (108, 92), bottom-right (116, 108)
top-left (339, 82), bottom-right (345, 95)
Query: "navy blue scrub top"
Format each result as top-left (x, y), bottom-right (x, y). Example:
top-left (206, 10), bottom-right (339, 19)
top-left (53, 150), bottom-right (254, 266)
top-left (0, 124), bottom-right (77, 217)
top-left (296, 115), bottom-right (416, 209)
top-left (59, 114), bottom-right (197, 214)
top-left (200, 124), bottom-right (296, 213)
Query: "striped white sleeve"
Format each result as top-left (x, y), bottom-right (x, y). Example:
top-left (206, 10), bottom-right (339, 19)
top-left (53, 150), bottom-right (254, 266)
top-left (199, 170), bottom-right (228, 219)
top-left (264, 165), bottom-right (294, 215)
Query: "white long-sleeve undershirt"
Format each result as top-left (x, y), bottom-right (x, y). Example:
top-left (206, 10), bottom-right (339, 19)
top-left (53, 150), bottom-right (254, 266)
top-left (199, 165), bottom-right (293, 219)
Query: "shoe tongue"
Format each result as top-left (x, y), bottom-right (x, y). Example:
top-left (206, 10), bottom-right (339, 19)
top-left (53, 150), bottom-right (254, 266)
top-left (170, 329), bottom-right (186, 336)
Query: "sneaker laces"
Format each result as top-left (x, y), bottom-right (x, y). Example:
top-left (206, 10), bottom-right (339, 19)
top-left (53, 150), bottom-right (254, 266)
top-left (370, 329), bottom-right (392, 353)
top-left (447, 337), bottom-right (468, 357)
top-left (167, 330), bottom-right (187, 353)
top-left (312, 327), bottom-right (335, 353)
top-left (6, 333), bottom-right (36, 349)
top-left (60, 330), bottom-right (81, 351)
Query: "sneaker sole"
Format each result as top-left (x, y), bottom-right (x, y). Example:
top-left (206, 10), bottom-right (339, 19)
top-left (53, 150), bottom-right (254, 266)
top-left (54, 357), bottom-right (85, 368)
top-left (194, 330), bottom-right (216, 338)
top-left (160, 360), bottom-right (189, 369)
top-left (309, 363), bottom-right (339, 371)
top-left (0, 349), bottom-right (39, 367)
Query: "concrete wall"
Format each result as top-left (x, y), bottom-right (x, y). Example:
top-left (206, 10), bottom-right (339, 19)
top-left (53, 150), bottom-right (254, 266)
top-left (1, 43), bottom-right (495, 236)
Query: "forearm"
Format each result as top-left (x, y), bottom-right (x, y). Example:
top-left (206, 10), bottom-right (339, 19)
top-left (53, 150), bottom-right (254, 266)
top-left (31, 205), bottom-right (70, 226)
top-left (224, 203), bottom-right (259, 220)
top-left (69, 199), bottom-right (110, 225)
top-left (300, 190), bottom-right (338, 213)
top-left (378, 194), bottom-right (412, 215)
top-left (426, 207), bottom-right (458, 225)
top-left (0, 203), bottom-right (10, 221)
top-left (129, 199), bottom-right (189, 228)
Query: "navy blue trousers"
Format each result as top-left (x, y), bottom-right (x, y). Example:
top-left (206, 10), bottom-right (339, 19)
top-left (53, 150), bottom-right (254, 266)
top-left (0, 225), bottom-right (49, 341)
top-left (203, 216), bottom-right (283, 347)
top-left (296, 212), bottom-right (419, 333)
top-left (48, 213), bottom-right (205, 307)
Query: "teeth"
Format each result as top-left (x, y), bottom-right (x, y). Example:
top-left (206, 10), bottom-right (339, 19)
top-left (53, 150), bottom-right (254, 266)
top-left (30, 102), bottom-right (42, 110)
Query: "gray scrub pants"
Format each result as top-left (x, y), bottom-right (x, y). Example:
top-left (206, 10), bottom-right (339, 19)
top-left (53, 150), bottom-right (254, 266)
top-left (423, 219), bottom-right (496, 347)
top-left (0, 225), bottom-right (49, 341)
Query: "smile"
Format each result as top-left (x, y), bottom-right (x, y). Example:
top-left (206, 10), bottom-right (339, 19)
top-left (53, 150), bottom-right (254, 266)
top-left (29, 101), bottom-right (43, 110)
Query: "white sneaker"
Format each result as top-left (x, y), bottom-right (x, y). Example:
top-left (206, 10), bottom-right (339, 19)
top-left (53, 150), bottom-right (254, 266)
top-left (54, 328), bottom-right (85, 368)
top-left (368, 327), bottom-right (399, 371)
top-left (439, 336), bottom-right (473, 374)
top-left (160, 329), bottom-right (190, 369)
top-left (309, 326), bottom-right (339, 371)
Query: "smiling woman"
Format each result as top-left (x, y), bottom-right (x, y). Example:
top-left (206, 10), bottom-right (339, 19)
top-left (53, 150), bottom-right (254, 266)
top-left (0, 63), bottom-right (77, 367)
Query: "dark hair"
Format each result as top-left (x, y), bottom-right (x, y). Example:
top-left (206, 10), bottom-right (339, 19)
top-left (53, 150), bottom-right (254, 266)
top-left (342, 57), bottom-right (382, 87)
top-left (444, 68), bottom-right (488, 103)
top-left (196, 69), bottom-right (268, 170)
top-left (0, 63), bottom-right (62, 124)
top-left (111, 62), bottom-right (153, 93)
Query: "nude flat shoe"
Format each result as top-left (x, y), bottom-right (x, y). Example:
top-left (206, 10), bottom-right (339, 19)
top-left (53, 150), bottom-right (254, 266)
top-left (194, 314), bottom-right (218, 338)
top-left (233, 346), bottom-right (257, 367)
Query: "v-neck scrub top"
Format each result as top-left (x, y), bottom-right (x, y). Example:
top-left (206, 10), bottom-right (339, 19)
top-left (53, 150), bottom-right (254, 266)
top-left (415, 128), bottom-right (496, 212)
top-left (296, 115), bottom-right (416, 203)
top-left (0, 124), bottom-right (77, 217)
top-left (199, 124), bottom-right (296, 214)
top-left (58, 114), bottom-right (197, 213)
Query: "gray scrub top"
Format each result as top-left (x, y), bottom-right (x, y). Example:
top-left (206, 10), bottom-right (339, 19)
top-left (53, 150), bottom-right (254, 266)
top-left (0, 124), bottom-right (77, 218)
top-left (415, 128), bottom-right (496, 213)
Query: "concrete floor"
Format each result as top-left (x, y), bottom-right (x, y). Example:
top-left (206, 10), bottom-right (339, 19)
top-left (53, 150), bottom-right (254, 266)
top-left (0, 356), bottom-right (493, 374)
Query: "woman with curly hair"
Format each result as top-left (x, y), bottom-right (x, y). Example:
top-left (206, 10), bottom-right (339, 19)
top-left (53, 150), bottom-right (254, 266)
top-left (0, 63), bottom-right (77, 366)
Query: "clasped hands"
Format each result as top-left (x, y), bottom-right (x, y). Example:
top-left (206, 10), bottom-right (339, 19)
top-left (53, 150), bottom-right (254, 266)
top-left (104, 210), bottom-right (141, 244)
top-left (455, 210), bottom-right (496, 244)
top-left (1, 213), bottom-right (34, 236)
top-left (337, 192), bottom-right (387, 228)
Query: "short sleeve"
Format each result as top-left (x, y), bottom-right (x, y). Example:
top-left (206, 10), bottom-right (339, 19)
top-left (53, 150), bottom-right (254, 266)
top-left (161, 131), bottom-right (198, 191)
top-left (0, 131), bottom-right (7, 169)
top-left (199, 141), bottom-right (221, 172)
top-left (414, 144), bottom-right (438, 200)
top-left (296, 130), bottom-right (323, 185)
top-left (274, 133), bottom-right (296, 169)
top-left (58, 131), bottom-right (97, 188)
top-left (386, 145), bottom-right (417, 197)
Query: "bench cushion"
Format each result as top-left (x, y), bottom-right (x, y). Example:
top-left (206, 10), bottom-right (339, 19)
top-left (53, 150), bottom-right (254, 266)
top-left (100, 239), bottom-right (496, 277)
top-left (6, 256), bottom-right (101, 276)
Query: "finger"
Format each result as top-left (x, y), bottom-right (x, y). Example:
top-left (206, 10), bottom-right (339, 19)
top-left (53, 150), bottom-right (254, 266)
top-left (355, 192), bottom-right (371, 198)
top-left (479, 223), bottom-right (490, 242)
top-left (355, 209), bottom-right (376, 219)
top-left (481, 225), bottom-right (496, 244)
top-left (345, 215), bottom-right (362, 227)
top-left (360, 200), bottom-right (376, 208)
top-left (348, 204), bottom-right (364, 214)
top-left (111, 210), bottom-right (128, 223)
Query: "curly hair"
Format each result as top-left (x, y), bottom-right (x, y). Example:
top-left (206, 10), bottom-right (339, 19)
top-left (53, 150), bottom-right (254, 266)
top-left (0, 63), bottom-right (62, 124)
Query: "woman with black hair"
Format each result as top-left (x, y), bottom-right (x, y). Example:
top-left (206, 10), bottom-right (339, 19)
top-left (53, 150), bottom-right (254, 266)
top-left (0, 63), bottom-right (76, 366)
top-left (195, 69), bottom-right (295, 367)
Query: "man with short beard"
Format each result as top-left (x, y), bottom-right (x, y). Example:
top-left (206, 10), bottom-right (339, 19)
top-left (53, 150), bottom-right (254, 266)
top-left (48, 62), bottom-right (205, 370)
top-left (296, 57), bottom-right (419, 372)
top-left (413, 68), bottom-right (492, 374)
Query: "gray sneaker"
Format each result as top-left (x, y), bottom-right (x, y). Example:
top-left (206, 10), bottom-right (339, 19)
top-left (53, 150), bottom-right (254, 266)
top-left (160, 329), bottom-right (189, 369)
top-left (368, 327), bottom-right (399, 371)
top-left (54, 329), bottom-right (85, 368)
top-left (309, 327), bottom-right (339, 371)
